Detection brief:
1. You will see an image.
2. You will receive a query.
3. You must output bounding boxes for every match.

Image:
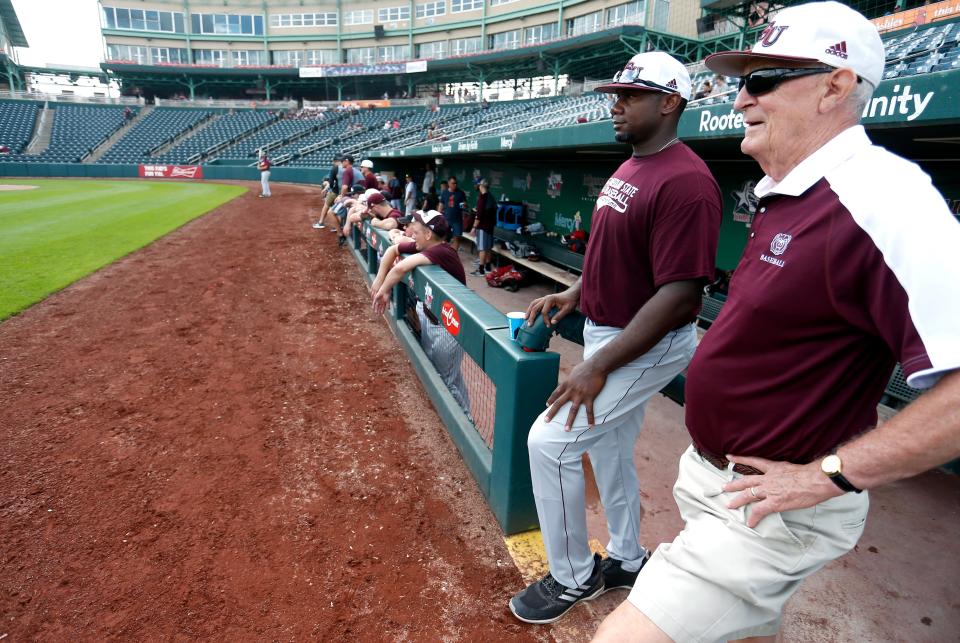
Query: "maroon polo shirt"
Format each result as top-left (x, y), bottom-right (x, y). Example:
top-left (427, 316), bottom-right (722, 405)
top-left (580, 143), bottom-right (721, 328)
top-left (685, 126), bottom-right (960, 463)
top-left (398, 241), bottom-right (466, 285)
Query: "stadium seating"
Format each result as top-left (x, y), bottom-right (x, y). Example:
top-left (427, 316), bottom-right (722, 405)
top-left (153, 110), bottom-right (276, 163)
top-left (0, 100), bottom-right (41, 154)
top-left (2, 104), bottom-right (129, 163)
top-left (98, 107), bottom-right (212, 164)
top-left (213, 115), bottom-right (333, 162)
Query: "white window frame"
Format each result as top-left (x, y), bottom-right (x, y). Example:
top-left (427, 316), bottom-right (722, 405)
top-left (607, 1), bottom-right (646, 27)
top-left (344, 10), bottom-right (374, 26)
top-left (346, 47), bottom-right (376, 64)
top-left (416, 2), bottom-right (447, 19)
top-left (490, 29), bottom-right (520, 51)
top-left (568, 11), bottom-right (603, 36)
top-left (378, 6), bottom-right (411, 23)
top-left (451, 0), bottom-right (483, 14)
top-left (417, 40), bottom-right (448, 60)
top-left (306, 49), bottom-right (339, 65)
top-left (524, 22), bottom-right (560, 45)
top-left (450, 36), bottom-right (482, 55)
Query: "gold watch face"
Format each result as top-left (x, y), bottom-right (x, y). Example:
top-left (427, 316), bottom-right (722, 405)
top-left (821, 454), bottom-right (842, 476)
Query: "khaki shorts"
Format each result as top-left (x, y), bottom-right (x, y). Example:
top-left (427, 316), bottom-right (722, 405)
top-left (628, 445), bottom-right (869, 642)
top-left (324, 191), bottom-right (337, 207)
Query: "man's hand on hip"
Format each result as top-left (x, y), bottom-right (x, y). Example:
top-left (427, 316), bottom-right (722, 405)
top-left (544, 360), bottom-right (607, 431)
top-left (723, 456), bottom-right (844, 528)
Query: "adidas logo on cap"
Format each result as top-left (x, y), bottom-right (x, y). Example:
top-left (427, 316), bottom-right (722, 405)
top-left (825, 41), bottom-right (848, 59)
top-left (666, 79), bottom-right (678, 89)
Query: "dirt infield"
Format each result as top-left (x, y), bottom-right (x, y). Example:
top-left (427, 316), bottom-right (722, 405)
top-left (0, 183), bottom-right (547, 641)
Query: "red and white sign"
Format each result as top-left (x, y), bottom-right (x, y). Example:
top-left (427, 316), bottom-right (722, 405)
top-left (370, 235), bottom-right (378, 248)
top-left (441, 300), bottom-right (461, 337)
top-left (138, 164), bottom-right (203, 179)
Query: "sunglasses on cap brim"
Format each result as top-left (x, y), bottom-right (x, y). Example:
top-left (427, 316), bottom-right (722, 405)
top-left (610, 67), bottom-right (676, 94)
top-left (737, 67), bottom-right (859, 96)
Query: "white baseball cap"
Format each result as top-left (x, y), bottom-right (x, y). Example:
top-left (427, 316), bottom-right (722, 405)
top-left (594, 51), bottom-right (692, 101)
top-left (358, 187), bottom-right (380, 205)
top-left (705, 1), bottom-right (885, 88)
top-left (360, 159), bottom-right (374, 169)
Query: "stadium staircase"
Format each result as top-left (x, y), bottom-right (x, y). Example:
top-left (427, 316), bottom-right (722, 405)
top-left (84, 105), bottom-right (153, 163)
top-left (25, 106), bottom-right (54, 155)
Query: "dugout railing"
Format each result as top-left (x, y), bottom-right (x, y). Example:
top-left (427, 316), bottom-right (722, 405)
top-left (350, 223), bottom-right (560, 535)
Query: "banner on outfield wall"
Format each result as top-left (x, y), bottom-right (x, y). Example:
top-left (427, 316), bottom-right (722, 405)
top-left (138, 164), bottom-right (203, 179)
top-left (872, 0), bottom-right (960, 33)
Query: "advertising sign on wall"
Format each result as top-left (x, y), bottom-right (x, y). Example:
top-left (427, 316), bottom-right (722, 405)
top-left (138, 165), bottom-right (203, 179)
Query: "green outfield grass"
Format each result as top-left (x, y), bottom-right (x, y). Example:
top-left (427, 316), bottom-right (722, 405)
top-left (0, 179), bottom-right (246, 320)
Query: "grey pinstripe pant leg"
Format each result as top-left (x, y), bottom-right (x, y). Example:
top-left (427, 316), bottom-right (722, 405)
top-left (527, 323), bottom-right (697, 589)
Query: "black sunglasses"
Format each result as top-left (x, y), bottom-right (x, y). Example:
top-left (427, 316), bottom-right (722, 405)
top-left (737, 67), bottom-right (834, 96)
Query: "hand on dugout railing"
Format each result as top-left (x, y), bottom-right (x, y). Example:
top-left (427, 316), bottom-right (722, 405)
top-left (524, 289), bottom-right (578, 329)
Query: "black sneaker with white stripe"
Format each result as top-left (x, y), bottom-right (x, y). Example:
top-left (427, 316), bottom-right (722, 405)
top-left (509, 553), bottom-right (604, 624)
top-left (600, 550), bottom-right (650, 594)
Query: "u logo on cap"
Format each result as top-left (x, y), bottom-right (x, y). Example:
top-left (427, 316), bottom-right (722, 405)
top-left (758, 24), bottom-right (789, 47)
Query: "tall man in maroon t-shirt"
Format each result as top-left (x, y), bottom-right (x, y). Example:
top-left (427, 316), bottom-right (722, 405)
top-left (508, 52), bottom-right (721, 625)
top-left (596, 3), bottom-right (960, 642)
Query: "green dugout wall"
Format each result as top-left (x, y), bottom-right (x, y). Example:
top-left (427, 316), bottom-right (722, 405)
top-left (409, 157), bottom-right (960, 272)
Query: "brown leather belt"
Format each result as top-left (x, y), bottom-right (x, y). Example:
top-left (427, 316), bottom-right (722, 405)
top-left (695, 447), bottom-right (763, 477)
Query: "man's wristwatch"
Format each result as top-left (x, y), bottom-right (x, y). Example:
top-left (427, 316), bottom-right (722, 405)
top-left (820, 453), bottom-right (863, 493)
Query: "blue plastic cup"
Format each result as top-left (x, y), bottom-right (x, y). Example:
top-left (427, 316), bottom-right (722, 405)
top-left (507, 312), bottom-right (526, 341)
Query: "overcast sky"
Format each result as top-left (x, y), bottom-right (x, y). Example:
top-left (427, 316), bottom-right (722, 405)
top-left (12, 0), bottom-right (104, 69)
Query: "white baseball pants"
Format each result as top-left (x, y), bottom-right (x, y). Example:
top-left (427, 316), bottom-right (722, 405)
top-left (528, 321), bottom-right (697, 589)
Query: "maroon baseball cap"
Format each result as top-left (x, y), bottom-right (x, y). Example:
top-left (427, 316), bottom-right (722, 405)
top-left (413, 209), bottom-right (449, 236)
top-left (366, 192), bottom-right (386, 206)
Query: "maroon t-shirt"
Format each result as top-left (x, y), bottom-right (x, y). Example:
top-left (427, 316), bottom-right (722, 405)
top-left (398, 241), bottom-right (466, 285)
top-left (387, 208), bottom-right (403, 220)
top-left (363, 172), bottom-right (379, 189)
top-left (685, 180), bottom-right (931, 463)
top-left (579, 143), bottom-right (721, 328)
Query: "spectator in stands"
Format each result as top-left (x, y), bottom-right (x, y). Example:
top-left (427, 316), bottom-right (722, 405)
top-left (0, 144), bottom-right (10, 155)
top-left (367, 191), bottom-right (404, 231)
top-left (595, 3), bottom-right (960, 641)
top-left (439, 176), bottom-right (468, 252)
top-left (370, 209), bottom-right (470, 413)
top-left (383, 120), bottom-right (392, 130)
top-left (422, 164), bottom-right (435, 195)
top-left (404, 173), bottom-right (417, 216)
top-left (257, 150), bottom-right (271, 198)
top-left (694, 79), bottom-right (713, 99)
top-left (470, 179), bottom-right (497, 277)
top-left (710, 73), bottom-right (730, 96)
top-left (392, 119), bottom-right (400, 129)
top-left (359, 159), bottom-right (379, 189)
top-left (313, 157), bottom-right (342, 230)
top-left (123, 106), bottom-right (133, 123)
top-left (509, 51), bottom-right (721, 626)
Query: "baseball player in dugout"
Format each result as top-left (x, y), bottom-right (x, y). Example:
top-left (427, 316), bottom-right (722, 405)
top-left (257, 149), bottom-right (271, 198)
top-left (509, 52), bottom-right (722, 625)
top-left (594, 3), bottom-right (960, 642)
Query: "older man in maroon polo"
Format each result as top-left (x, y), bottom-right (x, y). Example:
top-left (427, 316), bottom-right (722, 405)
top-left (594, 2), bottom-right (960, 642)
